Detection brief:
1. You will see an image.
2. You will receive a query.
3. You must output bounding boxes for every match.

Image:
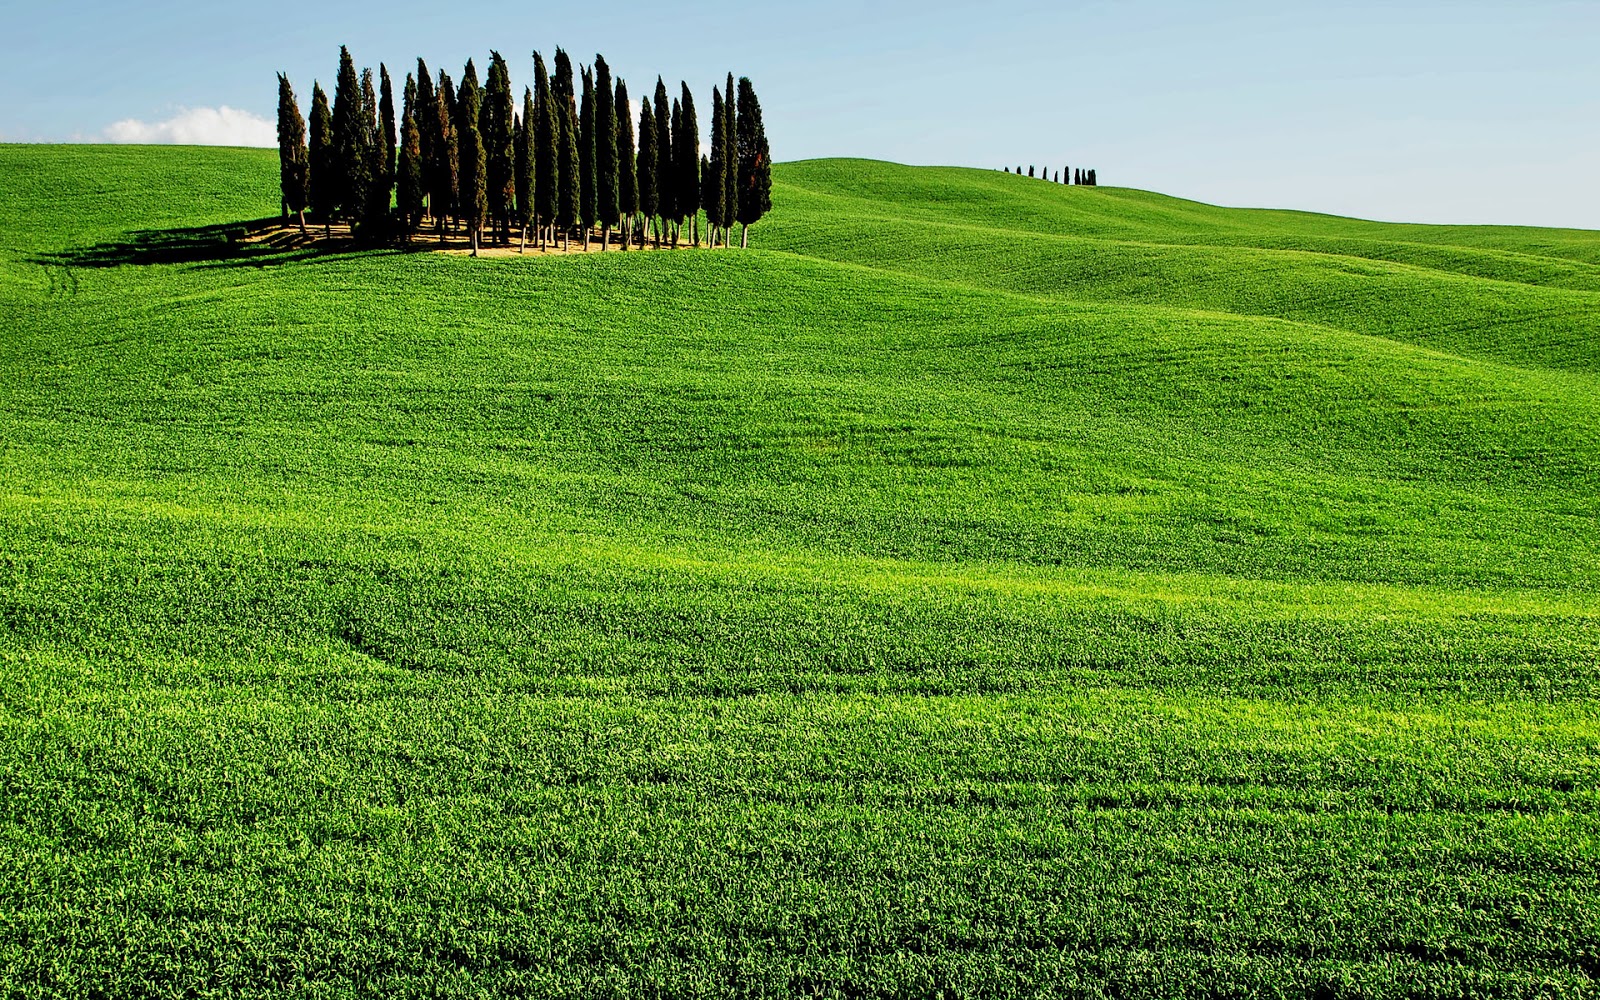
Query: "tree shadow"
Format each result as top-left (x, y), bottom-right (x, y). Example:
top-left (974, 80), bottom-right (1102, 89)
top-left (38, 217), bottom-right (418, 271)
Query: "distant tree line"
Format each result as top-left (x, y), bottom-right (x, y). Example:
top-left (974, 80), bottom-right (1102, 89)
top-left (276, 47), bottom-right (773, 255)
top-left (1003, 164), bottom-right (1098, 186)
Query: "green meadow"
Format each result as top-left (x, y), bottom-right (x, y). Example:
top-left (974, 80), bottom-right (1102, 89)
top-left (1, 144), bottom-right (1597, 997)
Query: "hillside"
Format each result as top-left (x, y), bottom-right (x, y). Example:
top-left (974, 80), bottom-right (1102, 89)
top-left (1, 145), bottom-right (1597, 997)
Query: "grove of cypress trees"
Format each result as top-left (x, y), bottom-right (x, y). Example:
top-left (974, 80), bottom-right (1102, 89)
top-left (431, 71), bottom-right (459, 240)
top-left (595, 56), bottom-right (619, 251)
top-left (636, 97), bottom-right (658, 249)
top-left (677, 83), bottom-right (700, 247)
top-left (456, 60), bottom-right (487, 254)
top-left (397, 89), bottom-right (425, 238)
top-left (615, 79), bottom-right (637, 251)
top-left (705, 85), bottom-right (727, 248)
top-left (516, 87), bottom-right (534, 251)
top-left (722, 73), bottom-right (737, 248)
top-left (735, 76), bottom-right (772, 248)
top-left (379, 65), bottom-right (398, 189)
top-left (653, 78), bottom-right (673, 246)
top-left (533, 53), bottom-right (558, 250)
top-left (414, 61), bottom-right (435, 217)
top-left (330, 47), bottom-right (367, 222)
top-left (484, 52), bottom-right (516, 245)
top-left (309, 83), bottom-right (335, 234)
top-left (276, 73), bottom-right (311, 234)
top-left (578, 65), bottom-right (597, 250)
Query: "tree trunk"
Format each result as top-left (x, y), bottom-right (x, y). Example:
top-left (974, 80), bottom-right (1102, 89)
top-left (620, 217), bottom-right (629, 251)
top-left (602, 225), bottom-right (609, 251)
top-left (741, 224), bottom-right (748, 249)
top-left (520, 224), bottom-right (527, 254)
top-left (471, 227), bottom-right (479, 257)
top-left (297, 209), bottom-right (308, 236)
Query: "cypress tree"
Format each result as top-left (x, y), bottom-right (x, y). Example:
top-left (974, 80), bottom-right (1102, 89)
top-left (516, 87), bottom-right (534, 251)
top-left (705, 86), bottom-right (727, 248)
top-left (722, 74), bottom-right (737, 247)
top-left (636, 97), bottom-right (658, 249)
top-left (431, 71), bottom-right (458, 240)
top-left (554, 50), bottom-right (579, 250)
top-left (677, 83), bottom-right (700, 247)
top-left (594, 56), bottom-right (618, 251)
top-left (330, 46), bottom-right (367, 222)
top-left (735, 76), bottom-right (772, 248)
top-left (309, 82), bottom-right (335, 234)
top-left (615, 79), bottom-right (637, 251)
top-left (414, 61), bottom-right (435, 217)
top-left (456, 61), bottom-right (487, 254)
top-left (668, 98), bottom-right (684, 245)
top-left (578, 65), bottom-right (596, 251)
top-left (1054, 169), bottom-right (1060, 183)
top-left (533, 53), bottom-right (558, 250)
top-left (276, 73), bottom-right (310, 234)
top-left (1004, 166), bottom-right (1010, 173)
top-left (379, 65), bottom-right (398, 189)
top-left (653, 78), bottom-right (673, 246)
top-left (397, 96), bottom-right (424, 239)
top-left (1090, 169), bottom-right (1098, 186)
top-left (361, 69), bottom-right (389, 236)
top-left (483, 52), bottom-right (516, 245)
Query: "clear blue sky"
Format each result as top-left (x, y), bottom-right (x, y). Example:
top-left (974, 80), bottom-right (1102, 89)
top-left (5, 0), bottom-right (1597, 228)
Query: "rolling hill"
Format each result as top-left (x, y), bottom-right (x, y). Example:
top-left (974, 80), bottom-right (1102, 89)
top-left (1, 144), bottom-right (1596, 997)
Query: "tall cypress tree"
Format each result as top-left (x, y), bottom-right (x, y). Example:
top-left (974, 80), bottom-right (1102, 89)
top-left (636, 97), bottom-right (658, 249)
top-left (414, 61), bottom-right (435, 217)
top-left (456, 60), bottom-right (487, 254)
top-left (397, 94), bottom-right (425, 238)
top-left (309, 82), bottom-right (335, 233)
top-left (669, 98), bottom-right (685, 245)
top-left (533, 52), bottom-right (558, 250)
top-left (554, 49), bottom-right (579, 250)
top-left (677, 83), bottom-right (700, 247)
top-left (330, 46), bottom-right (366, 222)
top-left (722, 73), bottom-right (737, 248)
top-left (594, 56), bottom-right (619, 251)
top-left (361, 69), bottom-right (389, 235)
top-left (516, 87), bottom-right (535, 251)
top-left (483, 52), bottom-right (516, 245)
top-left (276, 73), bottom-right (310, 234)
top-left (615, 79), bottom-right (637, 251)
top-left (379, 65), bottom-right (398, 190)
top-left (578, 65), bottom-right (596, 251)
top-left (653, 78), bottom-right (673, 246)
top-left (735, 76), bottom-right (772, 248)
top-left (432, 71), bottom-right (459, 239)
top-left (705, 86), bottom-right (727, 249)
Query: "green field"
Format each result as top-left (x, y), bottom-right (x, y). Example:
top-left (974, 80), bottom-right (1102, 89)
top-left (2, 144), bottom-right (1597, 997)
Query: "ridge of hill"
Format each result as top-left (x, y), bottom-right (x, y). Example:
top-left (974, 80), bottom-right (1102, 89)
top-left (0, 144), bottom-right (1596, 997)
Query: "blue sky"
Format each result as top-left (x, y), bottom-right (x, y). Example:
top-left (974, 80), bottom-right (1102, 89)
top-left (5, 0), bottom-right (1597, 228)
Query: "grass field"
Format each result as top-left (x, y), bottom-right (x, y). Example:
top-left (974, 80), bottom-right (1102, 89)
top-left (1, 144), bottom-right (1597, 998)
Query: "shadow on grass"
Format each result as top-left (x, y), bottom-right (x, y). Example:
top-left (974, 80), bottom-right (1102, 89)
top-left (39, 217), bottom-right (419, 270)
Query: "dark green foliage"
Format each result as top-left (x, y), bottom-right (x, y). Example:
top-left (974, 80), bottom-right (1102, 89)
top-left (379, 64), bottom-right (397, 189)
top-left (722, 73), bottom-right (737, 247)
top-left (308, 83), bottom-right (334, 228)
top-left (533, 53), bottom-right (558, 244)
top-left (705, 86), bottom-right (728, 241)
top-left (483, 52), bottom-right (516, 244)
top-left (1089, 169), bottom-right (1098, 186)
top-left (615, 79), bottom-right (637, 246)
top-left (669, 98), bottom-right (683, 232)
top-left (594, 56), bottom-right (618, 244)
top-left (636, 96), bottom-right (658, 240)
top-left (414, 61), bottom-right (435, 212)
top-left (516, 87), bottom-right (534, 242)
top-left (735, 76), bottom-right (772, 241)
top-left (396, 92), bottom-right (424, 236)
top-left (578, 65), bottom-right (596, 244)
top-left (555, 50), bottom-right (579, 241)
top-left (653, 78), bottom-right (673, 234)
top-left (360, 69), bottom-right (389, 234)
top-left (455, 60), bottom-right (487, 251)
top-left (275, 74), bottom-right (310, 230)
top-left (330, 46), bottom-right (368, 221)
top-left (430, 72), bottom-right (458, 235)
top-left (677, 83), bottom-right (700, 244)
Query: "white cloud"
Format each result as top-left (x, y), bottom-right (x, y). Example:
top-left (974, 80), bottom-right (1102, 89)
top-left (103, 106), bottom-right (275, 147)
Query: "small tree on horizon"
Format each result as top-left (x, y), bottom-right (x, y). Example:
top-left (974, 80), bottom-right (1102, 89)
top-left (276, 73), bottom-right (311, 234)
top-left (734, 76), bottom-right (771, 248)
